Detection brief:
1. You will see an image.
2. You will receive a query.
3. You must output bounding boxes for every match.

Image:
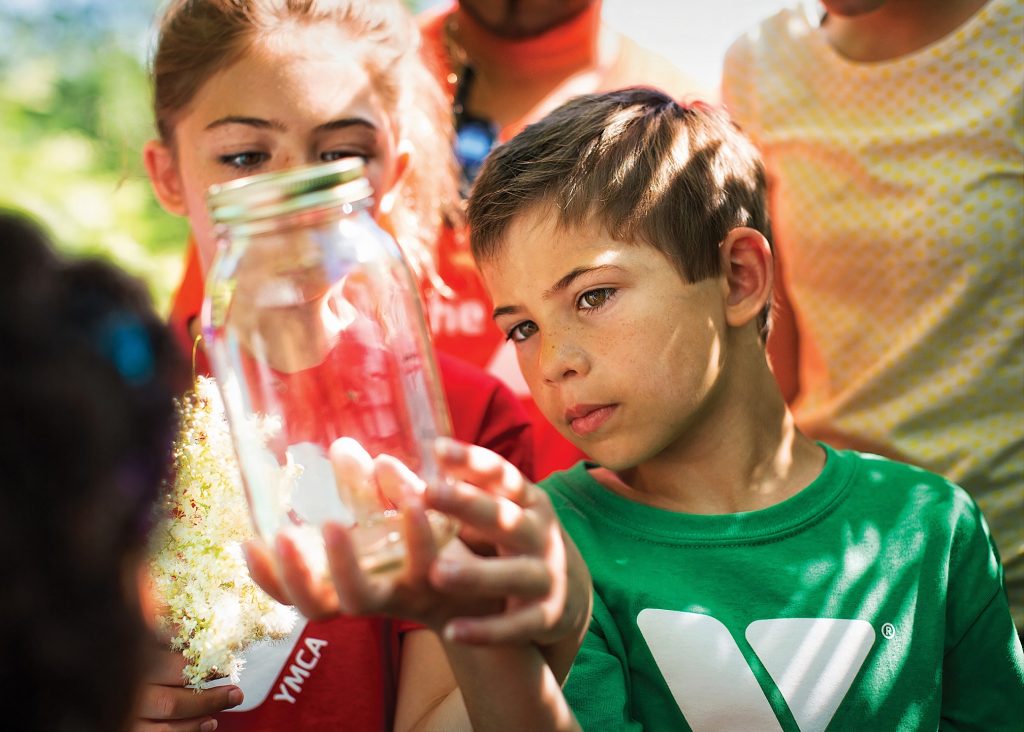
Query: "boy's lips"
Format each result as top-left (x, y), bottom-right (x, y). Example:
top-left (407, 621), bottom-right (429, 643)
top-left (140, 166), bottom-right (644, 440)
top-left (565, 403), bottom-right (617, 436)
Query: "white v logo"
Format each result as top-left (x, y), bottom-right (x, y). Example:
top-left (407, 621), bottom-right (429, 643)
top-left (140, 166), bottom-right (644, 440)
top-left (637, 610), bottom-right (875, 732)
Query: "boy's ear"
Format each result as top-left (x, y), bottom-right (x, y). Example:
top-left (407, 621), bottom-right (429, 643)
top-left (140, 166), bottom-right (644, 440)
top-left (719, 227), bottom-right (773, 329)
top-left (143, 139), bottom-right (188, 216)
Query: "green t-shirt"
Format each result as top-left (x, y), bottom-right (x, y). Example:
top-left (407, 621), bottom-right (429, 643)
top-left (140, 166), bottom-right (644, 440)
top-left (542, 445), bottom-right (1024, 730)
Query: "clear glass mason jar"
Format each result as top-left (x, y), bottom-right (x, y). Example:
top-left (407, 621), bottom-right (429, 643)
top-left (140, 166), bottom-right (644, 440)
top-left (202, 158), bottom-right (455, 576)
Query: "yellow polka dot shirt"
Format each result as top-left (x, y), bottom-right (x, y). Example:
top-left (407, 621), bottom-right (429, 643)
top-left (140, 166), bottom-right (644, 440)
top-left (723, 0), bottom-right (1024, 626)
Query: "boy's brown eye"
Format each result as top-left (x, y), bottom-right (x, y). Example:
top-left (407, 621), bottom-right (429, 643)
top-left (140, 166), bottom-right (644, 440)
top-left (508, 321), bottom-right (538, 342)
top-left (579, 288), bottom-right (615, 310)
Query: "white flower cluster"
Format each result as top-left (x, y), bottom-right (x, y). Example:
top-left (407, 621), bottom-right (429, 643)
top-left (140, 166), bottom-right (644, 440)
top-left (148, 376), bottom-right (297, 687)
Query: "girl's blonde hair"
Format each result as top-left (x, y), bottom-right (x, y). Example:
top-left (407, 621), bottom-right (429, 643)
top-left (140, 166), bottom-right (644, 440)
top-left (150, 0), bottom-right (460, 288)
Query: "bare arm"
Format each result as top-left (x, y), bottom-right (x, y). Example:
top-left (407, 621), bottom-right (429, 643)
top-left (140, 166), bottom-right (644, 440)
top-left (424, 439), bottom-right (591, 684)
top-left (394, 631), bottom-right (580, 732)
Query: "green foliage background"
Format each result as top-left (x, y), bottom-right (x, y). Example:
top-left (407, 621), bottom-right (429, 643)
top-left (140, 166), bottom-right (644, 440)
top-left (0, 0), bottom-right (431, 315)
top-left (1, 0), bottom-right (188, 313)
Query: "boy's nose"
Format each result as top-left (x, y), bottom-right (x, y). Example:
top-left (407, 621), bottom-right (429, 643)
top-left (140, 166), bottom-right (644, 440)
top-left (539, 337), bottom-right (590, 384)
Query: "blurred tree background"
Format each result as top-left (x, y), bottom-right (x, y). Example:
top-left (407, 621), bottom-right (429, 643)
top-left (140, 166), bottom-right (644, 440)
top-left (0, 0), bottom-right (432, 314)
top-left (1, 0), bottom-right (186, 312)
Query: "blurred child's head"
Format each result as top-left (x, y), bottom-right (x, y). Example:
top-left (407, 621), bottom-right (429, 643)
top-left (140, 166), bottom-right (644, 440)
top-left (0, 211), bottom-right (186, 730)
top-left (467, 88), bottom-right (775, 468)
top-left (144, 0), bottom-right (458, 285)
top-left (457, 0), bottom-right (595, 38)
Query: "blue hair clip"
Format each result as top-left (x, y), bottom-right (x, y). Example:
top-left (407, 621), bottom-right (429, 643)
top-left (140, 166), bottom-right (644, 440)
top-left (96, 314), bottom-right (156, 386)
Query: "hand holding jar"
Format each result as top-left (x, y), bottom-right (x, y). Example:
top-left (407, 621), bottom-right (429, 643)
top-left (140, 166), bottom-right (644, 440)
top-left (244, 436), bottom-right (591, 684)
top-left (203, 158), bottom-right (456, 581)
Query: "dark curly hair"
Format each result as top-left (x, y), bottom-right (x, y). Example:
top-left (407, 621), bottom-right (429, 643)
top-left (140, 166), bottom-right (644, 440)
top-left (0, 211), bottom-right (187, 731)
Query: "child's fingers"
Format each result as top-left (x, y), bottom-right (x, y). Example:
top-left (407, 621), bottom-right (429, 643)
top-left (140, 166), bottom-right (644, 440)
top-left (434, 437), bottom-right (530, 505)
top-left (242, 538), bottom-right (291, 606)
top-left (330, 436), bottom-right (376, 512)
top-left (401, 492), bottom-right (439, 580)
top-left (373, 452), bottom-right (427, 508)
top-left (374, 454), bottom-right (437, 578)
top-left (322, 521), bottom-right (392, 615)
top-left (452, 523), bottom-right (499, 557)
top-left (275, 532), bottom-right (341, 620)
top-left (136, 651), bottom-right (244, 722)
top-left (442, 602), bottom-right (556, 646)
top-left (329, 436), bottom-right (374, 478)
top-left (426, 478), bottom-right (546, 555)
top-left (430, 554), bottom-right (552, 599)
top-left (135, 673), bottom-right (242, 725)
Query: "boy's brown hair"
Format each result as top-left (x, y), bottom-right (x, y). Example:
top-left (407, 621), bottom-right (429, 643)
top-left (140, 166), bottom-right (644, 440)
top-left (468, 86), bottom-right (773, 338)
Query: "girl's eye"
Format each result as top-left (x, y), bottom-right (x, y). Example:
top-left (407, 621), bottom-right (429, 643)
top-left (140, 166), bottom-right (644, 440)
top-left (219, 152), bottom-right (267, 170)
top-left (321, 150), bottom-right (369, 163)
top-left (578, 287), bottom-right (616, 310)
top-left (507, 321), bottom-right (538, 343)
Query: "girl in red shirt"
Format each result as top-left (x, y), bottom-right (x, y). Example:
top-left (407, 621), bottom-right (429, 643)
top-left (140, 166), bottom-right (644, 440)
top-left (136, 2), bottom-right (585, 730)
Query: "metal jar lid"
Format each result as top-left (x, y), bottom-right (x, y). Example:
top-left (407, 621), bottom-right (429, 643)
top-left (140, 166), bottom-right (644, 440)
top-left (207, 157), bottom-right (374, 226)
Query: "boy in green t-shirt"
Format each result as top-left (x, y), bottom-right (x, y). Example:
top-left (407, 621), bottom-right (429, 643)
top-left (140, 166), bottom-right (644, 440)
top-left (466, 87), bottom-right (1024, 730)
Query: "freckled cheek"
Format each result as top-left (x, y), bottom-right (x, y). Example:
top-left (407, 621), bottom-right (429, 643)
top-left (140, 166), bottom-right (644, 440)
top-left (515, 347), bottom-right (545, 389)
top-left (514, 348), bottom-right (561, 414)
top-left (633, 324), bottom-right (706, 390)
top-left (597, 314), bottom-right (651, 365)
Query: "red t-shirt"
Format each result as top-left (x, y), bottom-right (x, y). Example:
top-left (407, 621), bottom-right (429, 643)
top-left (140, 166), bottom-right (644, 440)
top-left (214, 616), bottom-right (407, 732)
top-left (201, 352), bottom-right (531, 731)
top-left (169, 243), bottom-right (533, 731)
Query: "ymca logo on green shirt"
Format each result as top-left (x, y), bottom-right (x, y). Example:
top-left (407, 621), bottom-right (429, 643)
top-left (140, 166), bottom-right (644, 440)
top-left (637, 610), bottom-right (876, 731)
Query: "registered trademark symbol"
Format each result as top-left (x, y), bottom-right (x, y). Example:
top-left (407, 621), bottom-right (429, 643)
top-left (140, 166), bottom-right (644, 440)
top-left (881, 623), bottom-right (896, 639)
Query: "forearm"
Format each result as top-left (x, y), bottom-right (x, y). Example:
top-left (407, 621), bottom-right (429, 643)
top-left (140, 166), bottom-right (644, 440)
top-left (539, 593), bottom-right (591, 683)
top-left (417, 641), bottom-right (580, 732)
top-left (540, 528), bottom-right (593, 683)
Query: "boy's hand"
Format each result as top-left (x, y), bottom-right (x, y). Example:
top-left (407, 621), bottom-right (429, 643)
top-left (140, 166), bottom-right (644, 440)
top-left (243, 440), bottom-right (501, 630)
top-left (132, 648), bottom-right (242, 732)
top-left (244, 437), bottom-right (591, 672)
top-left (426, 437), bottom-right (591, 652)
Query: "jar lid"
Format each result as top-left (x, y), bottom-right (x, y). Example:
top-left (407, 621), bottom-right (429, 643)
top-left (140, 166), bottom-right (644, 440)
top-left (207, 158), bottom-right (374, 225)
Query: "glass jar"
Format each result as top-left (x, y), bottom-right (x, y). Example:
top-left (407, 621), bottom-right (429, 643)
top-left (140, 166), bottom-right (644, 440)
top-left (202, 158), bottom-right (454, 576)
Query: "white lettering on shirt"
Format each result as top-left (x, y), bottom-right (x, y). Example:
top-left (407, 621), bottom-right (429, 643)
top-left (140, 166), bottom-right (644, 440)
top-left (428, 296), bottom-right (487, 337)
top-left (271, 636), bottom-right (329, 704)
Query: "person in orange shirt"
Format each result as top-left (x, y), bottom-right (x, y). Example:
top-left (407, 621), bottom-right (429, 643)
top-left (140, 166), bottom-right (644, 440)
top-left (169, 0), bottom-right (710, 479)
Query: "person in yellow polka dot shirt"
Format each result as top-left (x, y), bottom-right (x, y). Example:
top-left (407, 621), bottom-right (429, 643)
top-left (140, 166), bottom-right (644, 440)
top-left (722, 0), bottom-right (1024, 629)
